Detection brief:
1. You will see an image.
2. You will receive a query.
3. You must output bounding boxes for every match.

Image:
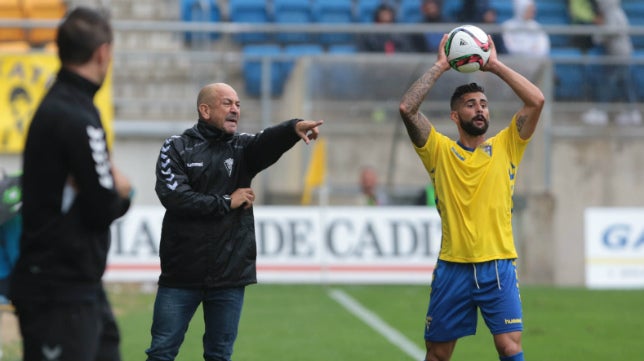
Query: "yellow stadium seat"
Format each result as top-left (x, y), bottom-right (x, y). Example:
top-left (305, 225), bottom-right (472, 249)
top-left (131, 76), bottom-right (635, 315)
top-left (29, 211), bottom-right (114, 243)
top-left (0, 0), bottom-right (27, 42)
top-left (0, 40), bottom-right (31, 53)
top-left (22, 0), bottom-right (67, 46)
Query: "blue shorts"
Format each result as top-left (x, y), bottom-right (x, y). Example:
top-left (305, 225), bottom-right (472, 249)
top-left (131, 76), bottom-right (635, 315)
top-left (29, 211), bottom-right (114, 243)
top-left (424, 259), bottom-right (523, 342)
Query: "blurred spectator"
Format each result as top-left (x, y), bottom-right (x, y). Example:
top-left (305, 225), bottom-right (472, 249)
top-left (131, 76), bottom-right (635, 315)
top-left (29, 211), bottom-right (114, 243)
top-left (357, 3), bottom-right (415, 53)
top-left (410, 0), bottom-right (446, 53)
top-left (568, 0), bottom-right (602, 51)
top-left (583, 0), bottom-right (642, 125)
top-left (359, 166), bottom-right (389, 206)
top-left (456, 0), bottom-right (490, 23)
top-left (483, 8), bottom-right (508, 54)
top-left (502, 0), bottom-right (550, 57)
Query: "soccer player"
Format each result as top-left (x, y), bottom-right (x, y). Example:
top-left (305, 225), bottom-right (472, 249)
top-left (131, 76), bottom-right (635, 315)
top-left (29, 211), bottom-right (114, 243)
top-left (398, 34), bottom-right (544, 361)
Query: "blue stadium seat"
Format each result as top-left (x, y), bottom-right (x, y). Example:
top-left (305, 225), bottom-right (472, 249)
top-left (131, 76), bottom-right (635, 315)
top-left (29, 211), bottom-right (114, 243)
top-left (356, 0), bottom-right (382, 23)
top-left (490, 1), bottom-right (513, 23)
top-left (273, 0), bottom-right (314, 44)
top-left (623, 2), bottom-right (644, 49)
top-left (229, 0), bottom-right (271, 44)
top-left (328, 43), bottom-right (357, 54)
top-left (550, 48), bottom-right (586, 101)
top-left (632, 50), bottom-right (644, 101)
top-left (442, 0), bottom-right (460, 22)
top-left (536, 2), bottom-right (568, 24)
top-left (180, 0), bottom-right (221, 44)
top-left (242, 44), bottom-right (286, 97)
top-left (314, 0), bottom-right (354, 45)
top-left (282, 43), bottom-right (324, 75)
top-left (397, 0), bottom-right (423, 23)
top-left (623, 1), bottom-right (644, 23)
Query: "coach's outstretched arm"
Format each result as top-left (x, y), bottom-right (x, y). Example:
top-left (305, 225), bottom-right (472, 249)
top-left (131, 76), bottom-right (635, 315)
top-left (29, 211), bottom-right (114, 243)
top-left (399, 34), bottom-right (451, 148)
top-left (481, 36), bottom-right (545, 140)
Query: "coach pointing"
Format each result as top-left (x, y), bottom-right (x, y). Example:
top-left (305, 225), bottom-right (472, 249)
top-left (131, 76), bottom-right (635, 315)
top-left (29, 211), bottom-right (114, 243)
top-left (145, 82), bottom-right (323, 361)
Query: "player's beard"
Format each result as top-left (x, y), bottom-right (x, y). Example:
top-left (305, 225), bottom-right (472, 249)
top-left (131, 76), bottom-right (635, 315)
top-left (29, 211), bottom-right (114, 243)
top-left (459, 115), bottom-right (488, 136)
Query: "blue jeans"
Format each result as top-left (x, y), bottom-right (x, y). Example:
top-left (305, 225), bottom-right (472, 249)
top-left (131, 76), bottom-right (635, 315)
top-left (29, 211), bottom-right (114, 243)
top-left (145, 286), bottom-right (245, 361)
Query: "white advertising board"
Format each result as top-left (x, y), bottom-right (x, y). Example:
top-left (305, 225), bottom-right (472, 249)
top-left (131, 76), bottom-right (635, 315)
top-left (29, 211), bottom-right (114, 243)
top-left (106, 206), bottom-right (441, 284)
top-left (585, 208), bottom-right (644, 289)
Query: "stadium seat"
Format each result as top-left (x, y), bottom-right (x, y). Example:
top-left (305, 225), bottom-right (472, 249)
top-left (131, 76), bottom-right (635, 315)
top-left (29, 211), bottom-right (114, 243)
top-left (356, 0), bottom-right (381, 23)
top-left (328, 44), bottom-right (357, 54)
top-left (281, 43), bottom-right (324, 93)
top-left (273, 0), bottom-right (314, 44)
top-left (622, 2), bottom-right (644, 49)
top-left (282, 43), bottom-right (324, 76)
top-left (0, 41), bottom-right (31, 53)
top-left (314, 0), bottom-right (354, 45)
top-left (442, 1), bottom-right (461, 22)
top-left (0, 0), bottom-right (26, 43)
top-left (180, 0), bottom-right (221, 45)
top-left (229, 0), bottom-right (271, 44)
top-left (397, 0), bottom-right (423, 23)
top-left (550, 48), bottom-right (585, 101)
top-left (632, 50), bottom-right (644, 101)
top-left (489, 1), bottom-right (513, 23)
top-left (622, 1), bottom-right (644, 23)
top-left (242, 44), bottom-right (286, 97)
top-left (22, 0), bottom-right (66, 46)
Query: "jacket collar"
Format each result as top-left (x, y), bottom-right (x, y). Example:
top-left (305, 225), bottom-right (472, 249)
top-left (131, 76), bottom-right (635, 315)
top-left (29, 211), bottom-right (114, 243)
top-left (196, 120), bottom-right (234, 142)
top-left (57, 68), bottom-right (101, 97)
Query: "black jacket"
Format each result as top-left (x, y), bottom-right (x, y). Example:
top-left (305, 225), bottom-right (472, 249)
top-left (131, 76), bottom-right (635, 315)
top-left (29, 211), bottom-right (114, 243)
top-left (155, 119), bottom-right (302, 288)
top-left (10, 69), bottom-right (130, 302)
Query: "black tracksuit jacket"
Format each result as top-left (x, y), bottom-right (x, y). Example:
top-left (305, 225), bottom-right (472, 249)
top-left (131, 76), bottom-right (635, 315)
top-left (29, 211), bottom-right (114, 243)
top-left (155, 119), bottom-right (302, 289)
top-left (10, 69), bottom-right (131, 302)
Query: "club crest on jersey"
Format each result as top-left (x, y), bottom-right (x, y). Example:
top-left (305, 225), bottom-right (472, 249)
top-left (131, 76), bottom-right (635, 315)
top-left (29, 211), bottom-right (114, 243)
top-left (481, 144), bottom-right (492, 156)
top-left (224, 158), bottom-right (234, 177)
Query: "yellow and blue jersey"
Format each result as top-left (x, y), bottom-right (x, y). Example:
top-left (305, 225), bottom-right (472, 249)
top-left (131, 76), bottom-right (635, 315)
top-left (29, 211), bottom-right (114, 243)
top-left (414, 116), bottom-right (530, 263)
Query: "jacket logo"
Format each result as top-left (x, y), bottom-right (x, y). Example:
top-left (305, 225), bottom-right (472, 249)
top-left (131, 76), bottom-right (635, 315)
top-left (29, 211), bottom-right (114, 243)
top-left (187, 162), bottom-right (203, 167)
top-left (86, 126), bottom-right (112, 189)
top-left (224, 158), bottom-right (233, 177)
top-left (42, 344), bottom-right (62, 361)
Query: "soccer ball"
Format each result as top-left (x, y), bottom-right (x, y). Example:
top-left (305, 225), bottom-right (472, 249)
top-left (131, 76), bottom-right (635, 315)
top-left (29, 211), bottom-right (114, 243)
top-left (444, 25), bottom-right (490, 73)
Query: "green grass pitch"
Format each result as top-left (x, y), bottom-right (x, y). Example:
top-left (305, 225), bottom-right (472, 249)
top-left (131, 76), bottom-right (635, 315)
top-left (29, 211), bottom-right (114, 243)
top-left (2, 285), bottom-right (644, 360)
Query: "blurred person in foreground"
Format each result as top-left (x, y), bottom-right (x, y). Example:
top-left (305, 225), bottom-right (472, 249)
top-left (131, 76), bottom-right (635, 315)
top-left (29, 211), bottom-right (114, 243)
top-left (399, 32), bottom-right (544, 361)
top-left (145, 83), bottom-right (323, 361)
top-left (9, 7), bottom-right (133, 361)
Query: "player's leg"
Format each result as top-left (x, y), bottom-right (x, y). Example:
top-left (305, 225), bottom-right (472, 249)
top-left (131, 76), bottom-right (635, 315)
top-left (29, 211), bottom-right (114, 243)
top-left (145, 286), bottom-right (202, 361)
top-left (201, 286), bottom-right (245, 361)
top-left (16, 297), bottom-right (114, 361)
top-left (424, 260), bottom-right (478, 361)
top-left (474, 259), bottom-right (524, 360)
top-left (95, 287), bottom-right (122, 361)
top-left (494, 331), bottom-right (523, 360)
top-left (425, 340), bottom-right (457, 361)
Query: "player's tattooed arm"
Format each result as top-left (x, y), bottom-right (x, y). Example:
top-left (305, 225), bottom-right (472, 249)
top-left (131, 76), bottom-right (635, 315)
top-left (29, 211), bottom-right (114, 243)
top-left (515, 114), bottom-right (528, 133)
top-left (399, 63), bottom-right (446, 147)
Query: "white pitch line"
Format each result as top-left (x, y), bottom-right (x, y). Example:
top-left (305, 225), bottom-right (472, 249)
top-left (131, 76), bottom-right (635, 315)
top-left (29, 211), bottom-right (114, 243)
top-left (328, 288), bottom-right (425, 361)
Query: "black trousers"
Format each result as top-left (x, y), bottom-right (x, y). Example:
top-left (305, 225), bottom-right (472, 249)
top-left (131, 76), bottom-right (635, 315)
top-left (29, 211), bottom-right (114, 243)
top-left (14, 288), bottom-right (121, 361)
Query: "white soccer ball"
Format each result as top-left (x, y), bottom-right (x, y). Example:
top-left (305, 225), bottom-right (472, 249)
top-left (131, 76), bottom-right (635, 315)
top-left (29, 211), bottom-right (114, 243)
top-left (444, 25), bottom-right (490, 73)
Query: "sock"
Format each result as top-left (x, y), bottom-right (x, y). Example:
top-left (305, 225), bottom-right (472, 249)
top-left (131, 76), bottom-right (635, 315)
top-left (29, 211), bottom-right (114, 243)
top-left (500, 351), bottom-right (524, 361)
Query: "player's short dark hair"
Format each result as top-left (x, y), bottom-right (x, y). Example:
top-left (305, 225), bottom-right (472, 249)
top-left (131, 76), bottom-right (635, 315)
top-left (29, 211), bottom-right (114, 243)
top-left (56, 7), bottom-right (112, 65)
top-left (450, 83), bottom-right (485, 110)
